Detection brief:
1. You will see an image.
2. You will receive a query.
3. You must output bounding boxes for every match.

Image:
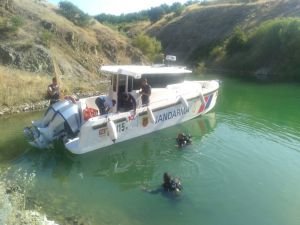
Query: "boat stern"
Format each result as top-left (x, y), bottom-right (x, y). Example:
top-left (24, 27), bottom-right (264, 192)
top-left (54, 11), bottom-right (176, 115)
top-left (24, 100), bottom-right (82, 149)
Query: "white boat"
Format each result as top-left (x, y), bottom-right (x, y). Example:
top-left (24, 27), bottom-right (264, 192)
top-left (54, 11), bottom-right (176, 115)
top-left (24, 63), bottom-right (219, 154)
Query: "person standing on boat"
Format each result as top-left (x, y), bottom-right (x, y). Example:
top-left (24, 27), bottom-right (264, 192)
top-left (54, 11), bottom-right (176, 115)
top-left (139, 78), bottom-right (151, 106)
top-left (95, 96), bottom-right (116, 115)
top-left (47, 77), bottom-right (60, 105)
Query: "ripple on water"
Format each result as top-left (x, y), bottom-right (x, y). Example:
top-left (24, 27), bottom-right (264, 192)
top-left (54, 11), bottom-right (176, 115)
top-left (218, 112), bottom-right (300, 153)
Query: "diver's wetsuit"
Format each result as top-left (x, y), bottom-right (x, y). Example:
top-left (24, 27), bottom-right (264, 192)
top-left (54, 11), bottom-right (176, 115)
top-left (162, 173), bottom-right (182, 192)
top-left (176, 133), bottom-right (192, 147)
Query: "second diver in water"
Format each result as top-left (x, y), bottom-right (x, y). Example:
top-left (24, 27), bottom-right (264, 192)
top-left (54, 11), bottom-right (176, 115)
top-left (176, 133), bottom-right (192, 148)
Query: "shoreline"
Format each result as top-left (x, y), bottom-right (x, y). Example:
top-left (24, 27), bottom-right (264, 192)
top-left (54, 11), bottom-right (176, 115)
top-left (0, 181), bottom-right (59, 225)
top-left (0, 91), bottom-right (102, 117)
top-left (0, 100), bottom-right (49, 117)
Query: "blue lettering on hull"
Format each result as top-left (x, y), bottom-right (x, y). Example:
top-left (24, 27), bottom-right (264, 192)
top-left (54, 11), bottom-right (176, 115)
top-left (155, 107), bottom-right (189, 124)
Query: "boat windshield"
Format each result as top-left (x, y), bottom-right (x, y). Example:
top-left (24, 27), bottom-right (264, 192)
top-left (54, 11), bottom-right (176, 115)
top-left (132, 74), bottom-right (186, 89)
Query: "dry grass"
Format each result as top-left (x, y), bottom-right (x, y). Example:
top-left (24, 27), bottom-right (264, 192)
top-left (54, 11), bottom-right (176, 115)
top-left (0, 65), bottom-right (107, 107)
top-left (14, 0), bottom-right (99, 44)
top-left (0, 66), bottom-right (50, 106)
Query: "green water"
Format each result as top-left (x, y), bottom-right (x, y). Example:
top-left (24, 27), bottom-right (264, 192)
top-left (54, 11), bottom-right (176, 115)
top-left (1, 77), bottom-right (300, 225)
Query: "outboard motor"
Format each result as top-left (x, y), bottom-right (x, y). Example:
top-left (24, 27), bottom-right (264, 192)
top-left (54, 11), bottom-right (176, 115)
top-left (24, 100), bottom-right (81, 148)
top-left (32, 100), bottom-right (71, 128)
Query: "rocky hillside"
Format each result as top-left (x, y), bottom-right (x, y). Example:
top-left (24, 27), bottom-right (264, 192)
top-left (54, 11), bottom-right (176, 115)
top-left (0, 0), bottom-right (146, 80)
top-left (1, 0), bottom-right (299, 77)
top-left (147, 0), bottom-right (300, 65)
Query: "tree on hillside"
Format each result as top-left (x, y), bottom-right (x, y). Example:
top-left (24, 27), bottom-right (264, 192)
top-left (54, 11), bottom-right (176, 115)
top-left (59, 1), bottom-right (91, 27)
top-left (95, 11), bottom-right (148, 24)
top-left (148, 7), bottom-right (165, 23)
top-left (95, 2), bottom-right (189, 24)
top-left (225, 27), bottom-right (247, 56)
top-left (132, 34), bottom-right (162, 61)
top-left (212, 18), bottom-right (300, 81)
top-left (184, 0), bottom-right (199, 6)
top-left (215, 0), bottom-right (259, 3)
top-left (170, 2), bottom-right (184, 16)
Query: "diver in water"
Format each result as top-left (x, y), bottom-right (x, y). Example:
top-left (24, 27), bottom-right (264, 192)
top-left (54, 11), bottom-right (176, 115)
top-left (162, 172), bottom-right (183, 193)
top-left (143, 172), bottom-right (183, 197)
top-left (176, 133), bottom-right (192, 148)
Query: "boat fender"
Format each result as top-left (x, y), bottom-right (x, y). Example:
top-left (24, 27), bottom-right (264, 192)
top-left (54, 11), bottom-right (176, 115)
top-left (107, 119), bottom-right (118, 142)
top-left (147, 106), bottom-right (156, 124)
top-left (179, 96), bottom-right (189, 108)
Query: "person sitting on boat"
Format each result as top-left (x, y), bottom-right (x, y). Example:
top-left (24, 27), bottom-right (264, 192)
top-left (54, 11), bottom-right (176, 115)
top-left (47, 77), bottom-right (60, 105)
top-left (139, 78), bottom-right (151, 106)
top-left (162, 172), bottom-right (182, 193)
top-left (95, 96), bottom-right (116, 115)
top-left (176, 133), bottom-right (192, 148)
top-left (121, 93), bottom-right (136, 114)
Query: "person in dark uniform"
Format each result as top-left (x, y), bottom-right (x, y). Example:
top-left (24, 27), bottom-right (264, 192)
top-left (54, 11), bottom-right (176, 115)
top-left (139, 78), bottom-right (151, 106)
top-left (142, 172), bottom-right (183, 196)
top-left (162, 172), bottom-right (183, 193)
top-left (47, 77), bottom-right (60, 105)
top-left (122, 93), bottom-right (136, 113)
top-left (176, 133), bottom-right (192, 148)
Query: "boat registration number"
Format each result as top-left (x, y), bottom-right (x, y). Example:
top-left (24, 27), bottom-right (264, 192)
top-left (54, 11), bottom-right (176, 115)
top-left (116, 122), bottom-right (127, 133)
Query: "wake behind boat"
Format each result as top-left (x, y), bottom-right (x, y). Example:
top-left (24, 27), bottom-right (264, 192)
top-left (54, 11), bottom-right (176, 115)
top-left (24, 60), bottom-right (219, 154)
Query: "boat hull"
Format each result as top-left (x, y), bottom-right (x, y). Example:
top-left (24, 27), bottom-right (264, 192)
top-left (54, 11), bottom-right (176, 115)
top-left (24, 77), bottom-right (219, 154)
top-left (65, 89), bottom-right (218, 154)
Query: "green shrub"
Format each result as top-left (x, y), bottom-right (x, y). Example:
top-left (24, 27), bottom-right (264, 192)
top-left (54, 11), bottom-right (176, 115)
top-left (148, 7), bottom-right (165, 23)
top-left (0, 16), bottom-right (24, 33)
top-left (225, 27), bottom-right (247, 56)
top-left (10, 16), bottom-right (23, 31)
top-left (210, 18), bottom-right (300, 81)
top-left (40, 30), bottom-right (54, 47)
top-left (59, 1), bottom-right (91, 27)
top-left (132, 34), bottom-right (162, 62)
top-left (170, 2), bottom-right (184, 16)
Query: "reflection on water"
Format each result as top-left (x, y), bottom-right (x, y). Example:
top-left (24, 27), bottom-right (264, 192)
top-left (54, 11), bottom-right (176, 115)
top-left (4, 112), bottom-right (217, 187)
top-left (0, 113), bottom-right (217, 225)
top-left (218, 112), bottom-right (300, 153)
top-left (0, 111), bottom-right (44, 163)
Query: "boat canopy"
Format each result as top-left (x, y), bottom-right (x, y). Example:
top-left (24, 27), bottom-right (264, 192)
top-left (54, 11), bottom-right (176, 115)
top-left (100, 65), bottom-right (192, 79)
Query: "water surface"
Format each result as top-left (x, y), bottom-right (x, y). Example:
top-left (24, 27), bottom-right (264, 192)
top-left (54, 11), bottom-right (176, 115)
top-left (1, 77), bottom-right (300, 225)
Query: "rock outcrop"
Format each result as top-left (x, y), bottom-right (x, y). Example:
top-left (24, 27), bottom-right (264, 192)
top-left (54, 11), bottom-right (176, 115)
top-left (0, 0), bottom-right (146, 79)
top-left (0, 0), bottom-right (14, 11)
top-left (0, 44), bottom-right (54, 74)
